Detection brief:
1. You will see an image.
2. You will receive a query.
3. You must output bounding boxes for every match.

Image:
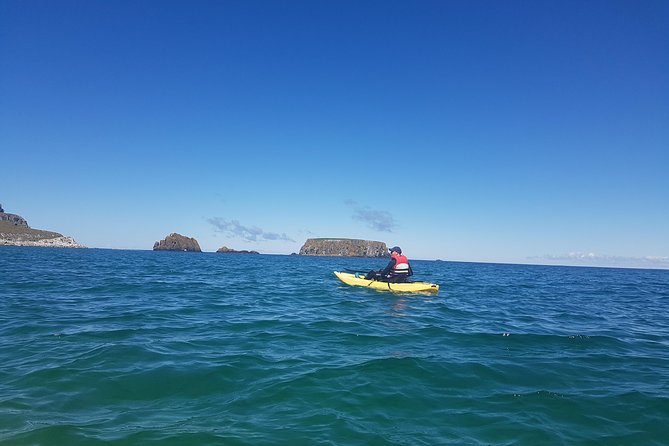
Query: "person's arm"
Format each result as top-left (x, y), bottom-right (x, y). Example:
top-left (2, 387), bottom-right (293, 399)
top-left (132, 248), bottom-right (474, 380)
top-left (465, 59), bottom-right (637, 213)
top-left (380, 258), bottom-right (397, 277)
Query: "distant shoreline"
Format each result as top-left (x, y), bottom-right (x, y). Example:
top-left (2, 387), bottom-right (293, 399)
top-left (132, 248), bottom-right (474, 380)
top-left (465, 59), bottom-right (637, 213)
top-left (0, 226), bottom-right (86, 249)
top-left (0, 215), bottom-right (85, 248)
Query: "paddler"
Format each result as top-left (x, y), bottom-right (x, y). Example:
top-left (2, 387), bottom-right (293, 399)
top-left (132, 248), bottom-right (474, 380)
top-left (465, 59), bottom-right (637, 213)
top-left (365, 246), bottom-right (414, 283)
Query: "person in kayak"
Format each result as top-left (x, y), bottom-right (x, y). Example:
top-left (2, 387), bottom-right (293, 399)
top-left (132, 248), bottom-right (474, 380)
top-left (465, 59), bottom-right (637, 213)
top-left (365, 246), bottom-right (413, 283)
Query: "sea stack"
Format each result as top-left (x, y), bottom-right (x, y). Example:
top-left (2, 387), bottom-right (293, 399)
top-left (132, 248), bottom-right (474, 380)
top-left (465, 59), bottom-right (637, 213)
top-left (153, 233), bottom-right (202, 252)
top-left (299, 238), bottom-right (389, 257)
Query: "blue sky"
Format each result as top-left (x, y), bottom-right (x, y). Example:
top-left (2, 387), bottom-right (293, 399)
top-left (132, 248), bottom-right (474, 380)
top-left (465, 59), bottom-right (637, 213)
top-left (2, 0), bottom-right (668, 268)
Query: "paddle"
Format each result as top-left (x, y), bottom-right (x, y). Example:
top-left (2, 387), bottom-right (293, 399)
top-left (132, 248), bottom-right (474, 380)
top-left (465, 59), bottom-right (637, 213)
top-left (343, 268), bottom-right (372, 274)
top-left (343, 268), bottom-right (385, 282)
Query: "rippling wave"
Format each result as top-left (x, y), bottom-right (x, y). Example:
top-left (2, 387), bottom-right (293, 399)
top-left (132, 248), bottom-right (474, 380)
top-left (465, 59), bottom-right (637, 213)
top-left (1, 247), bottom-right (668, 445)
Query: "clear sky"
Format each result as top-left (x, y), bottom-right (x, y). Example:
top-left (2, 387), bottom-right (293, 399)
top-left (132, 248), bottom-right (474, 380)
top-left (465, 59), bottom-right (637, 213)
top-left (2, 0), bottom-right (668, 269)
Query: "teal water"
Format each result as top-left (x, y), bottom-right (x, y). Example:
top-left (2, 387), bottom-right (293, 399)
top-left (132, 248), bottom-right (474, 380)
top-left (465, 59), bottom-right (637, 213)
top-left (1, 247), bottom-right (668, 445)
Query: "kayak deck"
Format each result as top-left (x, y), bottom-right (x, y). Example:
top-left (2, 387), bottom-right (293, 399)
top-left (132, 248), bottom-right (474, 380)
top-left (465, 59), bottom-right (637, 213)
top-left (334, 271), bottom-right (439, 294)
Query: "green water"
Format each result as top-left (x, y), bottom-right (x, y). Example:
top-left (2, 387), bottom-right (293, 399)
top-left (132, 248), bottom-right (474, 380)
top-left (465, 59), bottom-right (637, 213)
top-left (1, 247), bottom-right (668, 444)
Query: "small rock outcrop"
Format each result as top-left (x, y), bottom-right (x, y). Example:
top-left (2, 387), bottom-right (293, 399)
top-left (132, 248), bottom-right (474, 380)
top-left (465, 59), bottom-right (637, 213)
top-left (216, 246), bottom-right (260, 254)
top-left (299, 238), bottom-right (389, 257)
top-left (0, 207), bottom-right (85, 248)
top-left (153, 233), bottom-right (202, 252)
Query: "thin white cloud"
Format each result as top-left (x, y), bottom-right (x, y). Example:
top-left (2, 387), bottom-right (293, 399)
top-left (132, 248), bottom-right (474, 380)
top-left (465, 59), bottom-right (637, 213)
top-left (346, 200), bottom-right (397, 232)
top-left (207, 218), bottom-right (295, 243)
top-left (529, 252), bottom-right (669, 268)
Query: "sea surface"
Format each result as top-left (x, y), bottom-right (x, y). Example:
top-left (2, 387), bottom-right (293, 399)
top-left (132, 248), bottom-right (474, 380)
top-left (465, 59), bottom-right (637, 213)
top-left (1, 247), bottom-right (668, 445)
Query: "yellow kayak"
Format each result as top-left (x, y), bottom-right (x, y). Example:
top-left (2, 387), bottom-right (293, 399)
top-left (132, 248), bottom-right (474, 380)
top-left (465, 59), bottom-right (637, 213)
top-left (334, 271), bottom-right (439, 294)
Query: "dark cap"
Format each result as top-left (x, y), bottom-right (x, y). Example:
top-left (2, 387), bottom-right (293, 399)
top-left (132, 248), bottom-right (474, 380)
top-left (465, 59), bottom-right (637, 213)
top-left (389, 246), bottom-right (402, 254)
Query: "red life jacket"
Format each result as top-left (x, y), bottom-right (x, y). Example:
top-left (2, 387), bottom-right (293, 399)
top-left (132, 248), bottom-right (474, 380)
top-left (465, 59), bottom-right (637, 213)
top-left (391, 253), bottom-right (411, 276)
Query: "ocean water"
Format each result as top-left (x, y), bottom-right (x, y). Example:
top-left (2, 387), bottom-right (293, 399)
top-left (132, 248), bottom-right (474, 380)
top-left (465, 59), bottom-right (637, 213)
top-left (1, 247), bottom-right (668, 445)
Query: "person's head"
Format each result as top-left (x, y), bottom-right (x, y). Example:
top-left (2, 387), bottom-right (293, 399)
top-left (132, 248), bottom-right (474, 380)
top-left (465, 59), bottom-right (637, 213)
top-left (389, 246), bottom-right (402, 255)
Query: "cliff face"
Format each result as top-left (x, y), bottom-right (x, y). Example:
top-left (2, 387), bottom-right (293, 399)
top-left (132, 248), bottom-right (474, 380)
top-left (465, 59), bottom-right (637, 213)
top-left (0, 212), bottom-right (29, 227)
top-left (299, 238), bottom-right (389, 257)
top-left (0, 211), bottom-right (85, 248)
top-left (153, 233), bottom-right (202, 252)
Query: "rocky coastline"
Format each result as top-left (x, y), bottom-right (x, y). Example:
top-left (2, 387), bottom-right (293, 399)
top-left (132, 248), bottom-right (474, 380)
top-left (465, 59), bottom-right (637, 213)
top-left (216, 246), bottom-right (259, 254)
top-left (0, 207), bottom-right (86, 248)
top-left (299, 238), bottom-right (389, 257)
top-left (1, 204), bottom-right (394, 256)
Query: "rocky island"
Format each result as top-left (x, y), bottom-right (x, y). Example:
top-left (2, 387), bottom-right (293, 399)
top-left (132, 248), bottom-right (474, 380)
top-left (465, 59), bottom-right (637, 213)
top-left (216, 246), bottom-right (259, 254)
top-left (0, 204), bottom-right (85, 248)
top-left (299, 238), bottom-right (389, 257)
top-left (153, 233), bottom-right (202, 252)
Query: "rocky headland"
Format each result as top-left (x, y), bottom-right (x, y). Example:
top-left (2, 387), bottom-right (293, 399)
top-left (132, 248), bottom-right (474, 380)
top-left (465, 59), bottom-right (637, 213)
top-left (299, 238), bottom-right (389, 257)
top-left (0, 206), bottom-right (85, 248)
top-left (153, 233), bottom-right (202, 252)
top-left (216, 246), bottom-right (260, 254)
